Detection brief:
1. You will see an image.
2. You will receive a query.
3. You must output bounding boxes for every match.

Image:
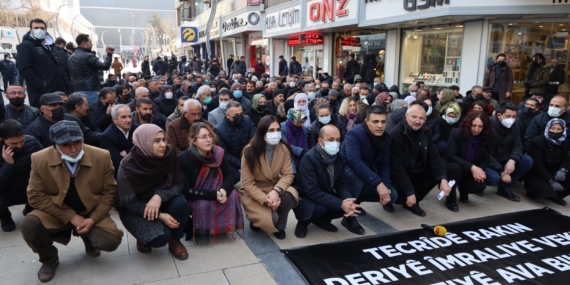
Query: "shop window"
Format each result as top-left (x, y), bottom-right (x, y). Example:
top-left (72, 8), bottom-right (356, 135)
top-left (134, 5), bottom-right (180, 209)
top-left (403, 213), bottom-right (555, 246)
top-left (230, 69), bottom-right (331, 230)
top-left (400, 26), bottom-right (463, 94)
top-left (486, 22), bottom-right (570, 103)
top-left (333, 31), bottom-right (386, 82)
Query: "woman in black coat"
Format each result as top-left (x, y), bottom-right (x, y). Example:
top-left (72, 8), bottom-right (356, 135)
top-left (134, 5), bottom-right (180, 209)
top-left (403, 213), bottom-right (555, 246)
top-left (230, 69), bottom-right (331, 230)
top-left (244, 94), bottom-right (269, 127)
top-left (446, 111), bottom-right (501, 203)
top-left (525, 118), bottom-right (570, 206)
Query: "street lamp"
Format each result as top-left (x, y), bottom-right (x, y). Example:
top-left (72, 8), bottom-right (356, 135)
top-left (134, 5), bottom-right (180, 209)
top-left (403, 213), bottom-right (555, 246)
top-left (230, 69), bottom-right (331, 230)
top-left (55, 4), bottom-right (68, 38)
top-left (118, 29), bottom-right (122, 53)
top-left (130, 12), bottom-right (135, 47)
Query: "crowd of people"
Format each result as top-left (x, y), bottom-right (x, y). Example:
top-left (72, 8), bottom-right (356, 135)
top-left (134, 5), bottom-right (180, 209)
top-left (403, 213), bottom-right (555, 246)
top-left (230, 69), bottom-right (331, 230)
top-left (1, 17), bottom-right (570, 283)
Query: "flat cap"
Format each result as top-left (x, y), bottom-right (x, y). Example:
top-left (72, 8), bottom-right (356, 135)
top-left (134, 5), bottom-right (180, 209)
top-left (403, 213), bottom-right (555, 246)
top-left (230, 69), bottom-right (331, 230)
top-left (49, 121), bottom-right (84, 145)
top-left (482, 87), bottom-right (493, 92)
top-left (531, 90), bottom-right (545, 96)
top-left (40, 93), bottom-right (65, 105)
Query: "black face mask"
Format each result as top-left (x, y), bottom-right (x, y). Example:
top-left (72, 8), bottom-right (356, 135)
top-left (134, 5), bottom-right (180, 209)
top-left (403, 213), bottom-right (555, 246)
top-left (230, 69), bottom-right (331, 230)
top-left (498, 61), bottom-right (507, 66)
top-left (257, 105), bottom-right (266, 113)
top-left (174, 84), bottom-right (181, 89)
top-left (255, 88), bottom-right (264, 93)
top-left (549, 131), bottom-right (564, 140)
top-left (9, 97), bottom-right (25, 107)
top-left (321, 89), bottom-right (329, 96)
top-left (232, 114), bottom-right (243, 126)
top-left (523, 107), bottom-right (534, 115)
top-left (51, 107), bottom-right (65, 121)
top-left (195, 83), bottom-right (202, 87)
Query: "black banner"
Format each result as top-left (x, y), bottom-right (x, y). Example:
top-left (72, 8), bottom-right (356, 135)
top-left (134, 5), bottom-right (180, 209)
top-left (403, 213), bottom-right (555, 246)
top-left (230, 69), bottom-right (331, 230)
top-left (282, 208), bottom-right (570, 285)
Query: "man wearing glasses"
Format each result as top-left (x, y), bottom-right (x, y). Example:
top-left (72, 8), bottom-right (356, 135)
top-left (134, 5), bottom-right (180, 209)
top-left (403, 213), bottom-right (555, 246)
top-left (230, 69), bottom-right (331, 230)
top-left (3, 85), bottom-right (40, 128)
top-left (166, 98), bottom-right (212, 154)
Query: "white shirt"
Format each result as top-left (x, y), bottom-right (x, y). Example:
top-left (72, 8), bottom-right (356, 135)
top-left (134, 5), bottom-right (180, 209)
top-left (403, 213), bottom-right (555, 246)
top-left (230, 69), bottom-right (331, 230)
top-left (116, 124), bottom-right (130, 139)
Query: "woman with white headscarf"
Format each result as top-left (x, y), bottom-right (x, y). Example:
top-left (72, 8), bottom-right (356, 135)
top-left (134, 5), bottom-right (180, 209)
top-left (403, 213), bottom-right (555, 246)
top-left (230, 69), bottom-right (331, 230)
top-left (294, 93), bottom-right (311, 128)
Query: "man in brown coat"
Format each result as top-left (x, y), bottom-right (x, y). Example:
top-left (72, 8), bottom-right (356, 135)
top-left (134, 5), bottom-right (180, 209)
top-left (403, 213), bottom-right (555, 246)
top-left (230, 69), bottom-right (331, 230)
top-left (523, 53), bottom-right (550, 99)
top-left (111, 57), bottom-right (123, 76)
top-left (20, 120), bottom-right (123, 283)
top-left (483, 53), bottom-right (514, 103)
top-left (166, 98), bottom-right (211, 154)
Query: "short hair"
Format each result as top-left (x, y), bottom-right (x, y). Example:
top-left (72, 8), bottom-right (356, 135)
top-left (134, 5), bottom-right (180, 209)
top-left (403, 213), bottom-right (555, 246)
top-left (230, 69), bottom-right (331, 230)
top-left (410, 100), bottom-right (429, 113)
top-left (135, 87), bottom-right (149, 97)
top-left (268, 82), bottom-right (277, 88)
top-left (533, 53), bottom-right (546, 62)
top-left (305, 83), bottom-right (315, 90)
top-left (526, 98), bottom-right (540, 107)
top-left (316, 103), bottom-right (331, 113)
top-left (148, 79), bottom-right (159, 86)
top-left (495, 102), bottom-right (517, 115)
top-left (108, 73), bottom-right (115, 79)
top-left (366, 105), bottom-right (388, 119)
top-left (136, 97), bottom-right (153, 108)
top-left (471, 85), bottom-right (483, 93)
top-left (360, 86), bottom-right (370, 92)
top-left (99, 87), bottom-right (115, 99)
top-left (227, 101), bottom-right (242, 111)
top-left (179, 96), bottom-right (190, 101)
top-left (55, 37), bottom-right (66, 46)
top-left (449, 85), bottom-right (460, 91)
top-left (65, 42), bottom-right (75, 50)
top-left (197, 85), bottom-right (210, 97)
top-left (111, 104), bottom-right (130, 119)
top-left (66, 93), bottom-right (87, 111)
top-left (552, 95), bottom-right (569, 108)
top-left (75, 34), bottom-right (90, 46)
top-left (29, 18), bottom-right (47, 29)
top-left (218, 89), bottom-right (231, 98)
top-left (496, 53), bottom-right (507, 60)
top-left (0, 119), bottom-right (25, 139)
top-left (183, 99), bottom-right (202, 112)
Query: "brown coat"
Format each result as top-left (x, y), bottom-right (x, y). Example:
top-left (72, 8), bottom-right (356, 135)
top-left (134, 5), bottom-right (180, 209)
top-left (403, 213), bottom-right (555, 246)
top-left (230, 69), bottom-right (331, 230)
top-left (484, 63), bottom-right (514, 103)
top-left (239, 143), bottom-right (299, 233)
top-left (27, 145), bottom-right (123, 242)
top-left (524, 65), bottom-right (550, 95)
top-left (166, 116), bottom-right (212, 154)
top-left (111, 60), bottom-right (123, 75)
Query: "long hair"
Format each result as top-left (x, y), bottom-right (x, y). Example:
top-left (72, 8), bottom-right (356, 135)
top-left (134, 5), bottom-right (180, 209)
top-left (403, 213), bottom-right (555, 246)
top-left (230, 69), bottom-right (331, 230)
top-left (459, 111), bottom-right (493, 150)
top-left (243, 115), bottom-right (293, 174)
top-left (339, 97), bottom-right (358, 116)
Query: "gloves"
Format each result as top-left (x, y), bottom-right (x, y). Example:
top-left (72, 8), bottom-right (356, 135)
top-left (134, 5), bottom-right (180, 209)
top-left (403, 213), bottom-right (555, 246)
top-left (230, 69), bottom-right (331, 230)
top-left (555, 168), bottom-right (568, 182)
top-left (549, 179), bottom-right (564, 192)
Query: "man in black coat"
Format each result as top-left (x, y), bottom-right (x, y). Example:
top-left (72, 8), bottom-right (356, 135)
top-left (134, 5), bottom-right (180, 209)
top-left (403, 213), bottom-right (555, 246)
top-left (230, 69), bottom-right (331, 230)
top-left (524, 95), bottom-right (570, 150)
top-left (67, 93), bottom-right (102, 146)
top-left (17, 19), bottom-right (69, 107)
top-left (141, 55), bottom-right (151, 76)
top-left (295, 125), bottom-right (364, 238)
top-left (230, 56), bottom-right (247, 77)
top-left (517, 98), bottom-right (543, 142)
top-left (0, 120), bottom-right (43, 231)
top-left (54, 37), bottom-right (72, 94)
top-left (390, 101), bottom-right (461, 215)
top-left (343, 54), bottom-right (360, 84)
top-left (547, 58), bottom-right (566, 97)
top-left (0, 53), bottom-right (16, 91)
top-left (87, 87), bottom-right (115, 132)
top-left (288, 56), bottom-right (302, 76)
top-left (100, 104), bottom-right (139, 175)
top-left (278, 55), bottom-right (288, 75)
top-left (3, 85), bottom-right (40, 129)
top-left (226, 54), bottom-right (234, 71)
top-left (489, 102), bottom-right (533, 202)
top-left (152, 57), bottom-right (168, 76)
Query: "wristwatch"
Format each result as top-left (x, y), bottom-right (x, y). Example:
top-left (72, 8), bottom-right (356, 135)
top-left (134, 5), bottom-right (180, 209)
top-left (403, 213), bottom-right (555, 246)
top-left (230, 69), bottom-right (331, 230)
top-left (273, 186), bottom-right (284, 195)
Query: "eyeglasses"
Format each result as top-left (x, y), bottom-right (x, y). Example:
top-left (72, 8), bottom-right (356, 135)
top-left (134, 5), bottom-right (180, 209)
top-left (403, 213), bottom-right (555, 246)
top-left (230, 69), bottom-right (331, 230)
top-left (197, 135), bottom-right (213, 141)
top-left (187, 112), bottom-right (202, 117)
top-left (8, 91), bottom-right (25, 96)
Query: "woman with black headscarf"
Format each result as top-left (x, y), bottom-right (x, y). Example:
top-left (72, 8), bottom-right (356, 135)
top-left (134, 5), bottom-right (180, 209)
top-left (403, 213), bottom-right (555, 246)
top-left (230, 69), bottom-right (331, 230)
top-left (244, 94), bottom-right (269, 127)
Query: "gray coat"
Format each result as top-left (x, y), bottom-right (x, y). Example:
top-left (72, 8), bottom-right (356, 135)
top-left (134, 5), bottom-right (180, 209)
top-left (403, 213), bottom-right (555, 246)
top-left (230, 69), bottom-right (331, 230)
top-left (207, 107), bottom-right (226, 127)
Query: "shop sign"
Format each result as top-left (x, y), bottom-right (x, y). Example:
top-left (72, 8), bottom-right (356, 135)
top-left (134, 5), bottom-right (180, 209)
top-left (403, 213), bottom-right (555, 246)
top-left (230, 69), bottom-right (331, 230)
top-left (222, 12), bottom-right (261, 35)
top-left (198, 20), bottom-right (219, 39)
top-left (265, 6), bottom-right (301, 31)
top-left (248, 0), bottom-right (262, 5)
top-left (403, 0), bottom-right (450, 11)
top-left (249, 32), bottom-right (264, 45)
top-left (308, 0), bottom-right (349, 23)
top-left (288, 33), bottom-right (324, 46)
top-left (180, 27), bottom-right (198, 43)
top-left (340, 37), bottom-right (360, 46)
top-left (2, 29), bottom-right (16, 38)
top-left (552, 0), bottom-right (569, 3)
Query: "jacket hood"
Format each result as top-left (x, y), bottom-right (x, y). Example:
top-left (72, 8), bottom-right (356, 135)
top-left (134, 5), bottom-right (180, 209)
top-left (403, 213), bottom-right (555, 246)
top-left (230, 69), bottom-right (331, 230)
top-left (23, 31), bottom-right (54, 45)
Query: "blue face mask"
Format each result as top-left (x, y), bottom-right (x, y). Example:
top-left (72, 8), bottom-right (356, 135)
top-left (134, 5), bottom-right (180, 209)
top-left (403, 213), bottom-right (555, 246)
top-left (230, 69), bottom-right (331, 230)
top-left (234, 90), bottom-right (243, 99)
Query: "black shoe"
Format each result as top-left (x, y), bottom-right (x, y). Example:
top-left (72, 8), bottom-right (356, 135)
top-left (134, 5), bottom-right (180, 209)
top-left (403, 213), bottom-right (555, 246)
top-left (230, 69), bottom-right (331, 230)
top-left (313, 219), bottom-right (338, 232)
top-left (294, 221), bottom-right (309, 238)
top-left (445, 202), bottom-right (459, 212)
top-left (550, 197), bottom-right (567, 206)
top-left (459, 195), bottom-right (469, 203)
top-left (403, 204), bottom-right (426, 217)
top-left (249, 222), bottom-right (261, 232)
top-left (357, 208), bottom-right (367, 216)
top-left (497, 188), bottom-right (520, 202)
top-left (1, 214), bottom-right (15, 232)
top-left (273, 229), bottom-right (286, 240)
top-left (341, 217), bottom-right (365, 235)
top-left (383, 203), bottom-right (394, 213)
top-left (473, 191), bottom-right (484, 197)
top-left (22, 204), bottom-right (33, 216)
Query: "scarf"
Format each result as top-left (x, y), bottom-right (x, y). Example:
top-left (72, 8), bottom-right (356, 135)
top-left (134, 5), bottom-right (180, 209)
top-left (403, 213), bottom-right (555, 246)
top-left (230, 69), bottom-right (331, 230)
top-left (346, 112), bottom-right (358, 131)
top-left (286, 119), bottom-right (307, 149)
top-left (294, 93), bottom-right (311, 127)
top-left (466, 136), bottom-right (482, 163)
top-left (436, 89), bottom-right (457, 115)
top-left (189, 144), bottom-right (225, 191)
top-left (316, 144), bottom-right (336, 188)
top-left (363, 122), bottom-right (387, 154)
top-left (252, 94), bottom-right (266, 114)
top-left (544, 118), bottom-right (567, 146)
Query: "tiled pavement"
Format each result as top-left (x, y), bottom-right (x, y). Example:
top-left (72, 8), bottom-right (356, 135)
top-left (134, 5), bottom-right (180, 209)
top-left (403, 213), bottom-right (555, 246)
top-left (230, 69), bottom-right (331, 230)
top-left (1, 182), bottom-right (569, 284)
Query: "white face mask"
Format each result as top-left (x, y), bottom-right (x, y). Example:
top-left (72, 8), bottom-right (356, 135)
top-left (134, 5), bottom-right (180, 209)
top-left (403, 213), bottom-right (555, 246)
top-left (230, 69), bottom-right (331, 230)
top-left (308, 92), bottom-right (316, 100)
top-left (318, 115), bottom-right (331, 125)
top-left (219, 101), bottom-right (228, 110)
top-left (501, 117), bottom-right (516, 129)
top-left (289, 82), bottom-right (296, 87)
top-left (316, 85), bottom-right (320, 89)
top-left (410, 92), bottom-right (418, 97)
top-left (57, 146), bottom-right (84, 163)
top-left (210, 87), bottom-right (216, 93)
top-left (321, 141), bottom-right (340, 156)
top-left (548, 106), bottom-right (562, 118)
top-left (444, 115), bottom-right (459, 125)
top-left (33, 28), bottom-right (46, 40)
top-left (426, 106), bottom-right (433, 116)
top-left (265, 131), bottom-right (281, 145)
top-left (165, 92), bottom-right (173, 99)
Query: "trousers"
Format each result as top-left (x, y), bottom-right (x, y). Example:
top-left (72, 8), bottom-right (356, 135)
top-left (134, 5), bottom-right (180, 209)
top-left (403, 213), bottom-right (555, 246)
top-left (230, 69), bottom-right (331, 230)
top-left (146, 196), bottom-right (190, 247)
top-left (271, 192), bottom-right (296, 231)
top-left (394, 163), bottom-right (462, 204)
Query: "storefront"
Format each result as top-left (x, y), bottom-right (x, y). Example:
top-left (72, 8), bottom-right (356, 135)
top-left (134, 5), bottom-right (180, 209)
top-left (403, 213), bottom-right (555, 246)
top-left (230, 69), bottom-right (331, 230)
top-left (249, 31), bottom-right (270, 74)
top-left (220, 9), bottom-right (264, 74)
top-left (333, 30), bottom-right (387, 82)
top-left (263, 2), bottom-right (302, 76)
top-left (288, 32), bottom-right (325, 77)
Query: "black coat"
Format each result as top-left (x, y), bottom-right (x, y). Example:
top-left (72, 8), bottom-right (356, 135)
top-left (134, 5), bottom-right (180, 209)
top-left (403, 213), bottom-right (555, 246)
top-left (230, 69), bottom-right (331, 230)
top-left (294, 147), bottom-right (352, 221)
top-left (141, 60), bottom-right (151, 76)
top-left (524, 112), bottom-right (570, 150)
top-left (0, 59), bottom-right (15, 77)
top-left (307, 114), bottom-right (347, 149)
top-left (25, 114), bottom-right (91, 148)
top-left (438, 117), bottom-right (461, 144)
top-left (548, 66), bottom-right (566, 95)
top-left (343, 59), bottom-right (360, 84)
top-left (153, 96), bottom-right (177, 120)
top-left (178, 149), bottom-right (237, 201)
top-left (489, 115), bottom-right (523, 170)
top-left (0, 135), bottom-right (42, 199)
top-left (390, 120), bottom-right (447, 196)
top-left (226, 58), bottom-right (234, 71)
top-left (517, 109), bottom-right (543, 142)
top-left (213, 117), bottom-right (256, 170)
top-left (68, 47), bottom-right (112, 91)
top-left (279, 59), bottom-right (288, 75)
top-left (87, 101), bottom-right (113, 131)
top-left (386, 107), bottom-right (407, 133)
top-left (288, 60), bottom-right (302, 76)
top-left (4, 104), bottom-right (40, 129)
top-left (525, 135), bottom-right (570, 197)
top-left (152, 61), bottom-right (168, 75)
top-left (243, 108), bottom-right (269, 127)
top-left (100, 123), bottom-right (139, 175)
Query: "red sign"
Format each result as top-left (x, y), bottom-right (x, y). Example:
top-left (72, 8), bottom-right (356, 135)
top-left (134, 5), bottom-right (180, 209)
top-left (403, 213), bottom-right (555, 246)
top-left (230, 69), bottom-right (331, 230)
top-left (340, 37), bottom-right (360, 46)
top-left (288, 33), bottom-right (324, 46)
top-left (309, 0), bottom-right (349, 23)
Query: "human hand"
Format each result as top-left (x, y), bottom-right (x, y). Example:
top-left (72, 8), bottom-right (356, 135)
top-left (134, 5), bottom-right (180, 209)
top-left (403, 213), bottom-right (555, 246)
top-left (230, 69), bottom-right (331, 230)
top-left (106, 46), bottom-right (115, 54)
top-left (217, 189), bottom-right (227, 204)
top-left (341, 198), bottom-right (360, 217)
top-left (406, 194), bottom-right (417, 207)
top-left (159, 213), bottom-right (180, 228)
top-left (471, 166), bottom-right (487, 183)
top-left (2, 145), bottom-right (14, 165)
top-left (440, 179), bottom-right (451, 197)
top-left (376, 183), bottom-right (391, 205)
top-left (76, 218), bottom-right (94, 235)
top-left (506, 92), bottom-right (512, 98)
top-left (501, 172), bottom-right (511, 183)
top-left (504, 160), bottom-right (516, 175)
top-left (70, 214), bottom-right (86, 228)
top-left (106, 103), bottom-right (114, 115)
top-left (144, 194), bottom-right (162, 221)
top-left (265, 190), bottom-right (280, 210)
top-left (555, 168), bottom-right (568, 182)
top-left (120, 150), bottom-right (127, 157)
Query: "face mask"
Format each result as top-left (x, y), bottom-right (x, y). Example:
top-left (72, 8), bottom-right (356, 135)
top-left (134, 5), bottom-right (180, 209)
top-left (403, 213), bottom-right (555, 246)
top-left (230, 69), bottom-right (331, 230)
top-left (410, 92), bottom-right (417, 97)
top-left (50, 107), bottom-right (65, 121)
top-left (549, 131), bottom-right (564, 140)
top-left (232, 114), bottom-right (243, 126)
top-left (523, 107), bottom-right (534, 115)
top-left (444, 115), bottom-right (459, 125)
top-left (257, 105), bottom-right (266, 112)
top-left (265, 131), bottom-right (281, 145)
top-left (498, 61), bottom-right (507, 66)
top-left (316, 85), bottom-right (320, 89)
top-left (219, 102), bottom-right (228, 110)
top-left (321, 141), bottom-right (340, 156)
top-left (9, 97), bottom-right (25, 107)
top-left (210, 87), bottom-right (216, 94)
top-left (57, 146), bottom-right (84, 164)
top-left (426, 106), bottom-right (433, 116)
top-left (233, 90), bottom-right (243, 99)
top-left (289, 82), bottom-right (296, 87)
top-left (308, 92), bottom-right (316, 100)
top-left (174, 84), bottom-right (181, 89)
top-left (203, 97), bottom-right (212, 105)
top-left (318, 115), bottom-right (331, 125)
top-left (501, 117), bottom-right (515, 129)
top-left (321, 89), bottom-right (329, 97)
top-left (548, 106), bottom-right (562, 118)
top-left (204, 79), bottom-right (209, 83)
top-left (165, 92), bottom-right (173, 99)
top-left (196, 83), bottom-right (202, 87)
top-left (33, 28), bottom-right (46, 40)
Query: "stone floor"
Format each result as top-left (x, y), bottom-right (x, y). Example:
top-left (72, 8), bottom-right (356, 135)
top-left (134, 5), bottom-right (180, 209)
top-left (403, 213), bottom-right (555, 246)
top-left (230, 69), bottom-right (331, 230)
top-left (1, 182), bottom-right (568, 285)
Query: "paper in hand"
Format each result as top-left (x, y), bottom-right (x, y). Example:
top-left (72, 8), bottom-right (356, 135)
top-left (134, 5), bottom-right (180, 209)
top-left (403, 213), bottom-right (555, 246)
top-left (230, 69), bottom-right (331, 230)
top-left (438, 180), bottom-right (456, 200)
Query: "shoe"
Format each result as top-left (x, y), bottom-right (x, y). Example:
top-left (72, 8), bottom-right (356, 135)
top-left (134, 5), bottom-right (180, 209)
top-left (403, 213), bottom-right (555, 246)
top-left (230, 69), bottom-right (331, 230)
top-left (168, 238), bottom-right (189, 260)
top-left (249, 222), bottom-right (261, 232)
top-left (459, 195), bottom-right (469, 203)
top-left (294, 221), bottom-right (309, 238)
top-left (445, 202), bottom-right (459, 212)
top-left (403, 204), bottom-right (426, 217)
top-left (38, 257), bottom-right (59, 283)
top-left (383, 203), bottom-right (394, 213)
top-left (473, 191), bottom-right (484, 197)
top-left (81, 237), bottom-right (100, 257)
top-left (312, 219), bottom-right (338, 232)
top-left (0, 215), bottom-right (16, 232)
top-left (273, 229), bottom-right (286, 240)
top-left (550, 197), bottom-right (567, 206)
top-left (497, 188), bottom-right (520, 202)
top-left (341, 217), bottom-right (365, 235)
top-left (357, 208), bottom-right (367, 216)
top-left (22, 204), bottom-right (33, 216)
top-left (136, 240), bottom-right (151, 253)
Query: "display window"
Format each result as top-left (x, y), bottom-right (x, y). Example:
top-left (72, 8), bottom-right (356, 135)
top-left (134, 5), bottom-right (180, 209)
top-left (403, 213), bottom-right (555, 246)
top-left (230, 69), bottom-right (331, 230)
top-left (289, 33), bottom-right (324, 77)
top-left (399, 26), bottom-right (464, 93)
top-left (486, 21), bottom-right (570, 102)
top-left (333, 31), bottom-right (386, 81)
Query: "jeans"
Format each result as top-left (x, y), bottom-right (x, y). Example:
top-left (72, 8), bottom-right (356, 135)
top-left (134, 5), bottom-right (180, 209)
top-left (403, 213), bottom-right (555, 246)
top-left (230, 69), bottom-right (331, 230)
top-left (146, 196), bottom-right (189, 247)
top-left (485, 155), bottom-right (533, 190)
top-left (3, 75), bottom-right (14, 90)
top-left (76, 90), bottom-right (99, 105)
top-left (436, 141), bottom-right (447, 157)
top-left (345, 168), bottom-right (398, 205)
